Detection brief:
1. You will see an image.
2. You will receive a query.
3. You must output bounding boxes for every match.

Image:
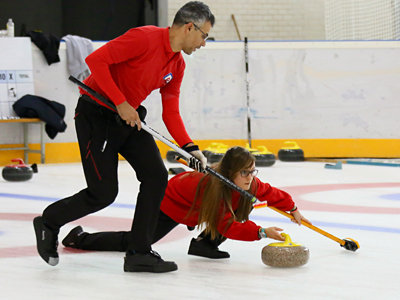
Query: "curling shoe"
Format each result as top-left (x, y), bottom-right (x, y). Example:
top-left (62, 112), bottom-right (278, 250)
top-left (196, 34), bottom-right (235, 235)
top-left (62, 226), bottom-right (84, 248)
top-left (188, 238), bottom-right (230, 259)
top-left (33, 216), bottom-right (59, 266)
top-left (124, 250), bottom-right (178, 273)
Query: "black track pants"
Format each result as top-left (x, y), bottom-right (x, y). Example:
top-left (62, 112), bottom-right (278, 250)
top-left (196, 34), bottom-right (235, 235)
top-left (72, 210), bottom-right (179, 251)
top-left (42, 97), bottom-right (168, 253)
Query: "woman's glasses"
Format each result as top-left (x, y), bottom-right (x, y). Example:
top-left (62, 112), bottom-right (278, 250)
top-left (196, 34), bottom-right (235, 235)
top-left (239, 169), bottom-right (258, 178)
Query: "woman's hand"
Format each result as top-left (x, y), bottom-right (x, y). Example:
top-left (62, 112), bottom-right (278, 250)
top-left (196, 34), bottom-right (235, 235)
top-left (290, 209), bottom-right (312, 226)
top-left (265, 227), bottom-right (285, 241)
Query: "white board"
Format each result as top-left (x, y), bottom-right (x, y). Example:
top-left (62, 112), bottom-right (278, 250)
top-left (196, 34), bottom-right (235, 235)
top-left (0, 37), bottom-right (35, 118)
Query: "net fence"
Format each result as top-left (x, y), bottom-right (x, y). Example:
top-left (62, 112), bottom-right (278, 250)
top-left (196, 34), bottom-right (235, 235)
top-left (325, 0), bottom-right (400, 40)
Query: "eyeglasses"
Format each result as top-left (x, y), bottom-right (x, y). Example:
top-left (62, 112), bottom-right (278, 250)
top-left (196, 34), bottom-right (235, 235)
top-left (186, 22), bottom-right (209, 40)
top-left (239, 169), bottom-right (258, 178)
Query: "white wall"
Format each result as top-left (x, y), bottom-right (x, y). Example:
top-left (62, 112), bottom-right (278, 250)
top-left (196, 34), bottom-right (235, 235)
top-left (167, 0), bottom-right (326, 41)
top-left (248, 42), bottom-right (400, 139)
top-left (2, 40), bottom-right (398, 147)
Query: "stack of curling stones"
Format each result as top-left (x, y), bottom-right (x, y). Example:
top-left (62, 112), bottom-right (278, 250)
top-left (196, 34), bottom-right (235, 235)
top-left (167, 141), bottom-right (277, 167)
top-left (245, 143), bottom-right (276, 167)
top-left (278, 141), bottom-right (304, 162)
top-left (262, 233), bottom-right (309, 268)
top-left (2, 158), bottom-right (37, 182)
top-left (203, 143), bottom-right (277, 167)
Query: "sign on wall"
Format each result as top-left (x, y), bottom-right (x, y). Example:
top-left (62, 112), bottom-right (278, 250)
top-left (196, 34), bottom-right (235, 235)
top-left (0, 37), bottom-right (35, 118)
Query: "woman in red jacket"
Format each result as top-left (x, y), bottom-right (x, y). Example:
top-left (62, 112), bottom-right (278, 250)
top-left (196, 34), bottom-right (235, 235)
top-left (62, 146), bottom-right (311, 260)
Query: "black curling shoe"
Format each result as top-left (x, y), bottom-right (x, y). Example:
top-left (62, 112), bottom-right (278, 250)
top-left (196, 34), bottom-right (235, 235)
top-left (188, 238), bottom-right (230, 259)
top-left (124, 251), bottom-right (178, 273)
top-left (33, 216), bottom-right (59, 266)
top-left (62, 226), bottom-right (84, 248)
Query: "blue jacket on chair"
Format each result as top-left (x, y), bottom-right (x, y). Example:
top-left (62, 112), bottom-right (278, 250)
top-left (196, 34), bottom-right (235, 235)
top-left (13, 94), bottom-right (67, 139)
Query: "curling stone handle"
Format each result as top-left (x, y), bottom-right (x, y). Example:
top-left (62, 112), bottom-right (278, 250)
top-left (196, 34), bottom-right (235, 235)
top-left (257, 146), bottom-right (267, 152)
top-left (11, 158), bottom-right (26, 166)
top-left (280, 233), bottom-right (293, 246)
top-left (282, 141), bottom-right (300, 149)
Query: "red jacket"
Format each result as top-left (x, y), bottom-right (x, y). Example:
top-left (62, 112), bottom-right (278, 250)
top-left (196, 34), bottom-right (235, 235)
top-left (82, 26), bottom-right (191, 147)
top-left (160, 172), bottom-right (295, 241)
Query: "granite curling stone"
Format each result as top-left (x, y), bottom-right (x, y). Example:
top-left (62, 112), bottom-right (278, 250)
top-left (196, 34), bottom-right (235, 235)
top-left (262, 233), bottom-right (309, 268)
top-left (2, 158), bottom-right (33, 182)
top-left (245, 144), bottom-right (276, 167)
top-left (166, 149), bottom-right (180, 163)
top-left (278, 141), bottom-right (304, 162)
top-left (206, 143), bottom-right (229, 164)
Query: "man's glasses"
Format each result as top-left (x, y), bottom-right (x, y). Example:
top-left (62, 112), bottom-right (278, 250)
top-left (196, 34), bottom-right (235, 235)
top-left (239, 169), bottom-right (258, 178)
top-left (186, 22), bottom-right (209, 40)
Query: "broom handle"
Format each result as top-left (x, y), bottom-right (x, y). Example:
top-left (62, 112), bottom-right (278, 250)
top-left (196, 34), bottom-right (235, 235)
top-left (231, 14), bottom-right (241, 40)
top-left (267, 206), bottom-right (346, 246)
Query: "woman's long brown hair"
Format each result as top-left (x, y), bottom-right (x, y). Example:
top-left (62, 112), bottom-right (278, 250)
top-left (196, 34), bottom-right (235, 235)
top-left (185, 147), bottom-right (257, 240)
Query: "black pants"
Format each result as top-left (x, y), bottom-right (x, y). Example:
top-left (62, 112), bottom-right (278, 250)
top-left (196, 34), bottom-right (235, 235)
top-left (71, 210), bottom-right (227, 252)
top-left (73, 210), bottom-right (179, 251)
top-left (42, 97), bottom-right (168, 253)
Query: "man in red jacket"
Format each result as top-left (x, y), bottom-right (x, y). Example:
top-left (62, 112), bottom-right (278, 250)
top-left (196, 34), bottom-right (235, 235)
top-left (33, 1), bottom-right (215, 273)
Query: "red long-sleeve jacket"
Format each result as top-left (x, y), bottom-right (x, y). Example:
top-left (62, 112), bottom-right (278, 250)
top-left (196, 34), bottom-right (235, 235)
top-left (160, 172), bottom-right (295, 242)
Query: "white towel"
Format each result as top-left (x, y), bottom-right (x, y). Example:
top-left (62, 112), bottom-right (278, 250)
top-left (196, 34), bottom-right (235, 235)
top-left (62, 35), bottom-right (94, 80)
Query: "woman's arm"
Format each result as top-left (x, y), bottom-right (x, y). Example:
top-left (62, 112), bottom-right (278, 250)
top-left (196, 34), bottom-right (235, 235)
top-left (254, 178), bottom-right (295, 211)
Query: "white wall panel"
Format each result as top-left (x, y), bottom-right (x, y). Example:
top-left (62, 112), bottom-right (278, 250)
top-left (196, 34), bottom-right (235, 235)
top-left (2, 41), bottom-right (400, 146)
top-left (250, 46), bottom-right (400, 139)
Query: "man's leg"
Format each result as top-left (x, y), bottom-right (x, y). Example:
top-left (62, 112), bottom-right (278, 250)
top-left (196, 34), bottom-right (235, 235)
top-left (34, 99), bottom-right (123, 266)
top-left (119, 129), bottom-right (177, 272)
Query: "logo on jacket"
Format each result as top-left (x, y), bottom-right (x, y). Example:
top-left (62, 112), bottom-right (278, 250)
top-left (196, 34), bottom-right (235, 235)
top-left (163, 73), bottom-right (173, 85)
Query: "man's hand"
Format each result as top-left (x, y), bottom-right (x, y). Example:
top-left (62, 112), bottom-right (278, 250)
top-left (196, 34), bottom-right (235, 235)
top-left (116, 101), bottom-right (142, 130)
top-left (188, 156), bottom-right (206, 173)
top-left (183, 143), bottom-right (207, 173)
top-left (189, 150), bottom-right (207, 172)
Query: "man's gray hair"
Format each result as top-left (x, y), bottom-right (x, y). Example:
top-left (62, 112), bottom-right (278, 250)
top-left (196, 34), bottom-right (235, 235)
top-left (173, 1), bottom-right (215, 27)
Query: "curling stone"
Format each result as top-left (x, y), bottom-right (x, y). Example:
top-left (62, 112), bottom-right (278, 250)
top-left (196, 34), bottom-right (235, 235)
top-left (2, 158), bottom-right (33, 182)
top-left (245, 144), bottom-right (276, 167)
top-left (207, 143), bottom-right (229, 164)
top-left (202, 142), bottom-right (223, 160)
top-left (261, 233), bottom-right (309, 268)
top-left (202, 143), bottom-right (227, 161)
top-left (166, 149), bottom-right (180, 163)
top-left (278, 141), bottom-right (304, 162)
